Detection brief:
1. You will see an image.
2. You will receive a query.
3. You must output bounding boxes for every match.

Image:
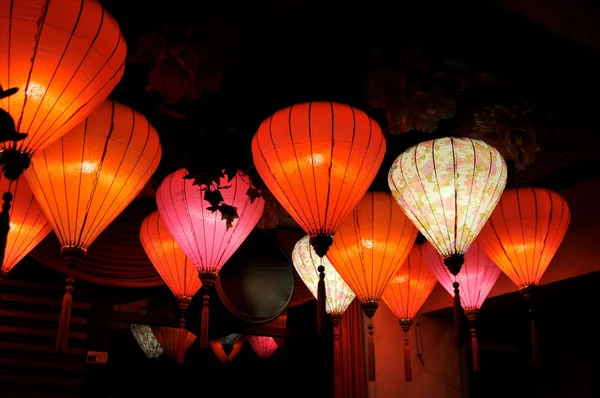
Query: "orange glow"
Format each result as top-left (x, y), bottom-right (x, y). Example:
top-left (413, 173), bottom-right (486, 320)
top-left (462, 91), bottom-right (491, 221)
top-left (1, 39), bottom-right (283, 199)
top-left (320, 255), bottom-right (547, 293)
top-left (0, 175), bottom-right (52, 274)
top-left (210, 340), bottom-right (229, 363)
top-left (140, 211), bottom-right (202, 299)
top-left (24, 100), bottom-right (161, 250)
top-left (152, 327), bottom-right (197, 363)
top-left (382, 245), bottom-right (437, 320)
top-left (477, 188), bottom-right (570, 288)
top-left (0, 0), bottom-right (127, 155)
top-left (327, 192), bottom-right (418, 302)
top-left (252, 102), bottom-right (386, 236)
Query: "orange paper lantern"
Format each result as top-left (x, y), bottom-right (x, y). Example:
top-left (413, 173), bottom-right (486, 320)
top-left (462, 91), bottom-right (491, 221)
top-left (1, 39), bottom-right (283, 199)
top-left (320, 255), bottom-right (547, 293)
top-left (327, 192), bottom-right (418, 381)
top-left (252, 102), bottom-right (386, 332)
top-left (0, 0), bottom-right (127, 179)
top-left (24, 100), bottom-right (161, 352)
top-left (382, 244), bottom-right (437, 381)
top-left (140, 211), bottom-right (201, 321)
top-left (0, 175), bottom-right (51, 279)
top-left (152, 326), bottom-right (197, 365)
top-left (477, 187), bottom-right (570, 363)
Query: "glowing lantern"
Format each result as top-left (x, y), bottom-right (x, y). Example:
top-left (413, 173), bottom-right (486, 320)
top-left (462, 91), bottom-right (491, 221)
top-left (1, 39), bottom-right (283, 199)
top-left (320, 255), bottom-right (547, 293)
top-left (382, 244), bottom-right (437, 381)
top-left (327, 191), bottom-right (418, 381)
top-left (24, 100), bottom-right (161, 352)
top-left (210, 339), bottom-right (229, 363)
top-left (0, 0), bottom-right (127, 180)
top-left (140, 210), bottom-right (202, 362)
top-left (388, 137), bottom-right (506, 343)
top-left (248, 335), bottom-right (278, 360)
top-left (424, 241), bottom-right (501, 371)
top-left (156, 168), bottom-right (264, 348)
top-left (131, 324), bottom-right (163, 360)
top-left (252, 102), bottom-right (386, 331)
top-left (477, 187), bottom-right (570, 363)
top-left (152, 326), bottom-right (197, 365)
top-left (210, 334), bottom-right (245, 363)
top-left (0, 175), bottom-right (51, 280)
top-left (292, 235), bottom-right (355, 398)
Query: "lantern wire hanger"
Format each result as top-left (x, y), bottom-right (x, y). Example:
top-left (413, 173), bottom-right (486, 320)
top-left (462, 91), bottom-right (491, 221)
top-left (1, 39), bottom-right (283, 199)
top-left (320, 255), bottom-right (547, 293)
top-left (389, 137), bottom-right (507, 344)
top-left (252, 101), bottom-right (386, 333)
top-left (478, 187), bottom-right (570, 364)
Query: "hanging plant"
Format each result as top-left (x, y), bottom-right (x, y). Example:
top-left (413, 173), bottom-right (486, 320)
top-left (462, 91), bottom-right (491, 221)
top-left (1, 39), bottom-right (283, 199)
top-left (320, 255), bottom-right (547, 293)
top-left (365, 46), bottom-right (461, 135)
top-left (128, 19), bottom-right (237, 105)
top-left (470, 100), bottom-right (540, 170)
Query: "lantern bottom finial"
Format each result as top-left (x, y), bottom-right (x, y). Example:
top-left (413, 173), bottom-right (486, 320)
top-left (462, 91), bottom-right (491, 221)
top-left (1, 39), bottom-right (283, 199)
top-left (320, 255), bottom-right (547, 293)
top-left (61, 246), bottom-right (86, 270)
top-left (0, 149), bottom-right (31, 181)
top-left (309, 234), bottom-right (334, 258)
top-left (443, 254), bottom-right (464, 276)
top-left (361, 301), bottom-right (379, 319)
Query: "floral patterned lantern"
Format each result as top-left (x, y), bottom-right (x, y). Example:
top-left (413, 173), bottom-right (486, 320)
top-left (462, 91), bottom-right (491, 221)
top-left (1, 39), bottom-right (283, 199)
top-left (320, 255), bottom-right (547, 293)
top-left (424, 241), bottom-right (501, 371)
top-left (327, 192), bottom-right (418, 381)
top-left (477, 187), bottom-right (570, 364)
top-left (388, 137), bottom-right (506, 343)
top-left (252, 102), bottom-right (386, 331)
top-left (382, 244), bottom-right (438, 381)
top-left (130, 324), bottom-right (163, 360)
top-left (156, 169), bottom-right (264, 348)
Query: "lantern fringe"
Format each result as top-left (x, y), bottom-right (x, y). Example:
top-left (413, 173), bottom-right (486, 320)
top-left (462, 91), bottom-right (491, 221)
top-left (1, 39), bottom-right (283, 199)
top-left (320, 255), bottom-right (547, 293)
top-left (521, 286), bottom-right (539, 365)
top-left (330, 314), bottom-right (343, 398)
top-left (362, 302), bottom-right (378, 382)
top-left (177, 298), bottom-right (191, 365)
top-left (56, 277), bottom-right (74, 353)
top-left (317, 263), bottom-right (326, 334)
top-left (466, 309), bottom-right (480, 372)
top-left (400, 320), bottom-right (413, 382)
top-left (452, 282), bottom-right (462, 346)
top-left (198, 273), bottom-right (216, 349)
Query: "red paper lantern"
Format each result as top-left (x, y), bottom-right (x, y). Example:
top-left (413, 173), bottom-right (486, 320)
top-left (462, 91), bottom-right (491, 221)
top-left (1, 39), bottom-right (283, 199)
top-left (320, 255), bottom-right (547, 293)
top-left (156, 168), bottom-right (264, 348)
top-left (424, 240), bottom-right (501, 371)
top-left (477, 187), bottom-right (570, 363)
top-left (382, 244), bottom-right (437, 381)
top-left (252, 102), bottom-right (386, 331)
top-left (0, 175), bottom-right (51, 279)
top-left (0, 0), bottom-right (127, 179)
top-left (152, 326), bottom-right (197, 365)
top-left (248, 335), bottom-right (278, 360)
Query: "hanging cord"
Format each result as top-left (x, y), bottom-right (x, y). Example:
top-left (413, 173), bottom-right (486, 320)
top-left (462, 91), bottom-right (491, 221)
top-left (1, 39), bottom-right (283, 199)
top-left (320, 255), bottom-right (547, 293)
top-left (415, 321), bottom-right (425, 366)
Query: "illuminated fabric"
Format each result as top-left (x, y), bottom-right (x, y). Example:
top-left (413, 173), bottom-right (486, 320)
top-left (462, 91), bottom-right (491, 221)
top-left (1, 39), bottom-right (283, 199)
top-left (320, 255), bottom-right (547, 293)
top-left (252, 101), bottom-right (385, 236)
top-left (382, 244), bottom-right (437, 320)
top-left (152, 326), bottom-right (197, 363)
top-left (0, 175), bottom-right (51, 274)
top-left (140, 211), bottom-right (202, 299)
top-left (156, 168), bottom-right (264, 273)
top-left (423, 241), bottom-right (500, 310)
top-left (24, 100), bottom-right (161, 250)
top-left (477, 188), bottom-right (570, 288)
top-left (327, 192), bottom-right (418, 302)
top-left (292, 235), bottom-right (355, 314)
top-left (388, 137), bottom-right (507, 257)
top-left (248, 335), bottom-right (278, 360)
top-left (0, 0), bottom-right (127, 155)
top-left (130, 324), bottom-right (162, 359)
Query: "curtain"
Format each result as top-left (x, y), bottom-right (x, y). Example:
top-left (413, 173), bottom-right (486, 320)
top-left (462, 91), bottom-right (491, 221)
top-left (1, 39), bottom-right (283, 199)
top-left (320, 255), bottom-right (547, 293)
top-left (340, 300), bottom-right (367, 398)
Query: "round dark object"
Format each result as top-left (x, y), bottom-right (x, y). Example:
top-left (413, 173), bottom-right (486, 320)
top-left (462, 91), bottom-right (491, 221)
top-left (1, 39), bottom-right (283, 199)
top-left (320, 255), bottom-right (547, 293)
top-left (216, 231), bottom-right (295, 323)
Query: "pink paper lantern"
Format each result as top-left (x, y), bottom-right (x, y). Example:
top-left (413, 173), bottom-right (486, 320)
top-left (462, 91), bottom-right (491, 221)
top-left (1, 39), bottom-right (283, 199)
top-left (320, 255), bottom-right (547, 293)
top-left (423, 240), bottom-right (500, 371)
top-left (156, 168), bottom-right (264, 348)
top-left (248, 335), bottom-right (278, 360)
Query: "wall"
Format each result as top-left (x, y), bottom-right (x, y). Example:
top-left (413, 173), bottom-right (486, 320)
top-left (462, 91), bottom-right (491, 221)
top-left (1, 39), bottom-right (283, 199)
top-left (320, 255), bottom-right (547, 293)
top-left (422, 176), bottom-right (600, 313)
top-left (365, 302), bottom-right (461, 398)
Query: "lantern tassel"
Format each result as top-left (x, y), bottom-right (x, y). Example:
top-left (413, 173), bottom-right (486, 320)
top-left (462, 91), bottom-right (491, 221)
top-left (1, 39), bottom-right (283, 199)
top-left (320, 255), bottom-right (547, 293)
top-left (362, 302), bottom-right (378, 382)
top-left (521, 286), bottom-right (538, 365)
top-left (317, 262), bottom-right (326, 334)
top-left (466, 309), bottom-right (480, 372)
top-left (330, 314), bottom-right (343, 398)
top-left (452, 282), bottom-right (462, 346)
top-left (0, 191), bottom-right (13, 268)
top-left (198, 273), bottom-right (216, 349)
top-left (56, 277), bottom-right (74, 353)
top-left (177, 298), bottom-right (190, 365)
top-left (400, 320), bottom-right (413, 382)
